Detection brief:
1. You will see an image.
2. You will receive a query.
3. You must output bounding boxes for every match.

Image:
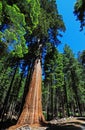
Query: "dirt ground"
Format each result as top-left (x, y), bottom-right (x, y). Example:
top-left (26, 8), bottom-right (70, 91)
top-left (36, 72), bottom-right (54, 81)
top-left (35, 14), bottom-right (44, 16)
top-left (1, 117), bottom-right (85, 130)
top-left (30, 117), bottom-right (85, 130)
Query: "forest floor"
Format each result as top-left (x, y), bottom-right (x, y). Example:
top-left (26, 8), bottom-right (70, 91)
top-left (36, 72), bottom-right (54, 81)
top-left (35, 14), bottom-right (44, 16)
top-left (0, 117), bottom-right (85, 130)
top-left (30, 117), bottom-right (85, 130)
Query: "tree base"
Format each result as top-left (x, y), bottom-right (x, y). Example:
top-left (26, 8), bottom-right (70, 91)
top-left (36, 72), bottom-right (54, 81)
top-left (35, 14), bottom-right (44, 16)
top-left (8, 120), bottom-right (48, 130)
top-left (8, 124), bottom-right (30, 130)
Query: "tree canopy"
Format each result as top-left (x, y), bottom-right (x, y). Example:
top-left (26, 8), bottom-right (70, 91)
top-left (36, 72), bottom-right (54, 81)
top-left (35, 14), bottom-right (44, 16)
top-left (74, 0), bottom-right (85, 30)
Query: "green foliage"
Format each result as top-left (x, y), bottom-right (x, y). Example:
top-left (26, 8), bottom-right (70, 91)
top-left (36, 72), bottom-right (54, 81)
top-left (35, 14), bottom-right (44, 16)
top-left (0, 0), bottom-right (41, 58)
top-left (0, 27), bottom-right (28, 58)
top-left (0, 1), bottom-right (2, 25)
top-left (75, 0), bottom-right (83, 9)
top-left (16, 0), bottom-right (40, 32)
top-left (33, 0), bottom-right (65, 40)
top-left (56, 53), bottom-right (64, 88)
top-left (18, 78), bottom-right (25, 99)
top-left (0, 3), bottom-right (27, 58)
top-left (44, 45), bottom-right (64, 89)
top-left (44, 45), bottom-right (57, 81)
top-left (79, 50), bottom-right (85, 66)
top-left (63, 44), bottom-right (85, 105)
top-left (28, 0), bottom-right (40, 28)
top-left (5, 4), bottom-right (26, 27)
top-left (74, 0), bottom-right (85, 29)
top-left (0, 64), bottom-right (13, 103)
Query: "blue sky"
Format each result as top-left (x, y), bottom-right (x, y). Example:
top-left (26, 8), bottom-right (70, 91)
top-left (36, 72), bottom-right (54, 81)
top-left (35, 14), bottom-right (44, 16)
top-left (57, 0), bottom-right (85, 56)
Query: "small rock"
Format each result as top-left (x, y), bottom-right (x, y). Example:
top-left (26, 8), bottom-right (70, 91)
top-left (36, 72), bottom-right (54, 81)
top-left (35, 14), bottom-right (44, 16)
top-left (16, 126), bottom-right (31, 130)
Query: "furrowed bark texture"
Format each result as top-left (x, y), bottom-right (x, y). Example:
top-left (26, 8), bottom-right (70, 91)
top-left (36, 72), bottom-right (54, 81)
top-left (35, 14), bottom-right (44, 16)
top-left (8, 59), bottom-right (45, 129)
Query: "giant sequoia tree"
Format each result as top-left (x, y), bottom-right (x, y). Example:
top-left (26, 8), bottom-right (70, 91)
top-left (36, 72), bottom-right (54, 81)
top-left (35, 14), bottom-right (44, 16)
top-left (0, 0), bottom-right (65, 129)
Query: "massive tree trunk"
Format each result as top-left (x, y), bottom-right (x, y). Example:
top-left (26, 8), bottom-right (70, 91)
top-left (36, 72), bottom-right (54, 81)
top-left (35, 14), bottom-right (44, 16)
top-left (8, 58), bottom-right (45, 129)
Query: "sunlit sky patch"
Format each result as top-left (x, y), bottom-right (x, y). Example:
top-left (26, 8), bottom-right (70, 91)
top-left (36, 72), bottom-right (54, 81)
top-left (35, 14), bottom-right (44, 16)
top-left (57, 0), bottom-right (85, 56)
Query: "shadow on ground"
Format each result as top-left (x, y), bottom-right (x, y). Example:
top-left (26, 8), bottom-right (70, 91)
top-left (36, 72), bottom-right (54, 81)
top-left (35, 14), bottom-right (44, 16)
top-left (0, 119), bottom-right (17, 130)
top-left (0, 117), bottom-right (85, 130)
top-left (77, 117), bottom-right (85, 121)
top-left (46, 124), bottom-right (82, 130)
top-left (46, 117), bottom-right (85, 130)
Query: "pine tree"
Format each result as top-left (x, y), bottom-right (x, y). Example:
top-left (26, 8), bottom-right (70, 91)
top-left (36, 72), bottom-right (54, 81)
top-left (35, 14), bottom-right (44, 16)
top-left (74, 0), bottom-right (85, 30)
top-left (63, 44), bottom-right (84, 116)
top-left (44, 45), bottom-right (58, 120)
top-left (44, 45), bottom-right (64, 119)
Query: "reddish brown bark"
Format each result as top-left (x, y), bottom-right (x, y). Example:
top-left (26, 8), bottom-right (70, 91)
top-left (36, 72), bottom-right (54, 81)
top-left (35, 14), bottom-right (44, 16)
top-left (8, 59), bottom-right (45, 129)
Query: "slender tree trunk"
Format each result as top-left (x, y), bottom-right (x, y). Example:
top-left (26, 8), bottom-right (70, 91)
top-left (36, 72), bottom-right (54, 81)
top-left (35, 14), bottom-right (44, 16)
top-left (0, 63), bottom-right (18, 121)
top-left (50, 87), bottom-right (53, 119)
top-left (75, 91), bottom-right (82, 116)
top-left (8, 58), bottom-right (46, 129)
top-left (71, 71), bottom-right (82, 116)
top-left (6, 72), bottom-right (24, 119)
top-left (47, 84), bottom-right (50, 121)
top-left (63, 79), bottom-right (70, 117)
top-left (54, 90), bottom-right (57, 117)
top-left (56, 89), bottom-right (59, 118)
